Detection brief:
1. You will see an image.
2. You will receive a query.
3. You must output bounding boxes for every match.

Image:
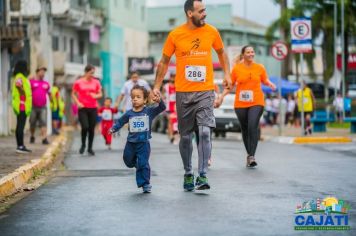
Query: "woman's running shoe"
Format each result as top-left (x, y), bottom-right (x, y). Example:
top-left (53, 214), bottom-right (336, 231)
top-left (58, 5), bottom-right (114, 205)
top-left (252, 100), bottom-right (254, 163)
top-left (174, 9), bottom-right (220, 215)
top-left (246, 156), bottom-right (257, 168)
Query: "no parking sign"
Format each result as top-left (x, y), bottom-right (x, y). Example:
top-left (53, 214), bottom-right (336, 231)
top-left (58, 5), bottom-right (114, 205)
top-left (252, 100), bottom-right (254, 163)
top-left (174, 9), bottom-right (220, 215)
top-left (271, 41), bottom-right (288, 61)
top-left (290, 17), bottom-right (312, 53)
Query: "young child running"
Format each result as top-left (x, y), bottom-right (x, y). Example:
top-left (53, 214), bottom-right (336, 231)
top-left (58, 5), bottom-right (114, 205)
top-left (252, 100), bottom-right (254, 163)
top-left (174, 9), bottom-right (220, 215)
top-left (109, 85), bottom-right (166, 193)
top-left (98, 97), bottom-right (118, 150)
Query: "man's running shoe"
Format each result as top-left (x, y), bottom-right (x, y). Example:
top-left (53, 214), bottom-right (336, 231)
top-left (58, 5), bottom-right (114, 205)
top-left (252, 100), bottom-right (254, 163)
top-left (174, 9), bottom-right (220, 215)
top-left (195, 175), bottom-right (210, 190)
top-left (246, 156), bottom-right (257, 168)
top-left (16, 146), bottom-right (32, 154)
top-left (142, 184), bottom-right (152, 193)
top-left (183, 174), bottom-right (195, 191)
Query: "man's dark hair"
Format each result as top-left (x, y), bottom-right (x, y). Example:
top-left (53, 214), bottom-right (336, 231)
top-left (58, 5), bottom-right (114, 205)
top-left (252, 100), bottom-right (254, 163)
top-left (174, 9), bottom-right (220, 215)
top-left (184, 0), bottom-right (202, 15)
top-left (131, 85), bottom-right (149, 100)
top-left (13, 60), bottom-right (28, 76)
top-left (105, 97), bottom-right (112, 102)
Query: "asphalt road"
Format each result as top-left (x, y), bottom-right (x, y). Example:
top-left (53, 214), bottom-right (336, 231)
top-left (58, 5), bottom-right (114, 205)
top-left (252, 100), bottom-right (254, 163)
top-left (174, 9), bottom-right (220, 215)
top-left (0, 131), bottom-right (355, 236)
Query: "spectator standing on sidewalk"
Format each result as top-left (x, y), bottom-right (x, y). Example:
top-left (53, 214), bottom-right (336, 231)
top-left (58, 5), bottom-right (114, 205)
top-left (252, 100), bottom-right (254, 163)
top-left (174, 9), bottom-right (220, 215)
top-left (333, 92), bottom-right (344, 123)
top-left (50, 83), bottom-right (65, 135)
top-left (285, 94), bottom-right (296, 126)
top-left (219, 45), bottom-right (276, 168)
top-left (11, 60), bottom-right (32, 153)
top-left (344, 93), bottom-right (352, 118)
top-left (29, 66), bottom-right (51, 144)
top-left (72, 64), bottom-right (103, 156)
top-left (271, 94), bottom-right (280, 125)
top-left (152, 0), bottom-right (232, 191)
top-left (264, 94), bottom-right (273, 125)
top-left (116, 71), bottom-right (151, 113)
top-left (296, 81), bottom-right (315, 135)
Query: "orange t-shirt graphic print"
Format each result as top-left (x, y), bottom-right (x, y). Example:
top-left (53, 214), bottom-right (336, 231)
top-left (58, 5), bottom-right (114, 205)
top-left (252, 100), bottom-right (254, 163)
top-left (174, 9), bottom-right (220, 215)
top-left (162, 24), bottom-right (224, 92)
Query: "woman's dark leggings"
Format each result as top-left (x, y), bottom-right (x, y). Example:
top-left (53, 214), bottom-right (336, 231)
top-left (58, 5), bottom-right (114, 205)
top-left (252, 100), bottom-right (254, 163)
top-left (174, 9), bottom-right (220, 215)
top-left (16, 111), bottom-right (27, 147)
top-left (78, 108), bottom-right (97, 150)
top-left (235, 106), bottom-right (264, 157)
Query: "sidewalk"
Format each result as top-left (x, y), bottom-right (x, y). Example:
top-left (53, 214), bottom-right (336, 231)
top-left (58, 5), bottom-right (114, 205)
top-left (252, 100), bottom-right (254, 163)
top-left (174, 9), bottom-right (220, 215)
top-left (0, 134), bottom-right (53, 179)
top-left (0, 128), bottom-right (70, 198)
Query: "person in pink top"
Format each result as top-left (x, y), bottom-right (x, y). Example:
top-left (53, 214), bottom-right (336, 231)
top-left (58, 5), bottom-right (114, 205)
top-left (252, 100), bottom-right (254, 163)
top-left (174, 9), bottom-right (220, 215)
top-left (29, 66), bottom-right (51, 145)
top-left (72, 64), bottom-right (103, 155)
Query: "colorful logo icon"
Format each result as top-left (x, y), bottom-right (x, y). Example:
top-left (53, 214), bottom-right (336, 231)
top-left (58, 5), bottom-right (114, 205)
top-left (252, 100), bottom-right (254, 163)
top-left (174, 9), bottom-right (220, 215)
top-left (294, 197), bottom-right (351, 231)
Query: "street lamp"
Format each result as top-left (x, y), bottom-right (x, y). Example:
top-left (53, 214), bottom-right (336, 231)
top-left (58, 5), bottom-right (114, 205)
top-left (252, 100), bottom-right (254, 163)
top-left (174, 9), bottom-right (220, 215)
top-left (324, 0), bottom-right (337, 97)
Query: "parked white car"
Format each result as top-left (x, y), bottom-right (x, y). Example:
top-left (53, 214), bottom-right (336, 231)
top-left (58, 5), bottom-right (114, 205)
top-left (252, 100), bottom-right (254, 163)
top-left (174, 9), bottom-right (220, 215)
top-left (213, 80), bottom-right (241, 137)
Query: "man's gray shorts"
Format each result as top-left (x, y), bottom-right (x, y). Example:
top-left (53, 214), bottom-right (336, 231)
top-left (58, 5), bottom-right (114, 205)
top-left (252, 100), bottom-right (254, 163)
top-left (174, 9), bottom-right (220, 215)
top-left (30, 107), bottom-right (47, 128)
top-left (176, 90), bottom-right (215, 136)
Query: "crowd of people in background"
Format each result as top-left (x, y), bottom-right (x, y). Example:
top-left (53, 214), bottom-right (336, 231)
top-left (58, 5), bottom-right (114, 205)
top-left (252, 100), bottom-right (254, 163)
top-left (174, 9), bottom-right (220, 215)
top-left (10, 59), bottom-right (354, 155)
top-left (11, 60), bottom-right (65, 154)
top-left (262, 84), bottom-right (352, 132)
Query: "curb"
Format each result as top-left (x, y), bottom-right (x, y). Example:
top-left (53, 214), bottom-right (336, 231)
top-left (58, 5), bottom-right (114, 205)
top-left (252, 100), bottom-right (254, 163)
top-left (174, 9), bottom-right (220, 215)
top-left (263, 135), bottom-right (353, 144)
top-left (0, 131), bottom-right (68, 199)
top-left (293, 136), bottom-right (352, 144)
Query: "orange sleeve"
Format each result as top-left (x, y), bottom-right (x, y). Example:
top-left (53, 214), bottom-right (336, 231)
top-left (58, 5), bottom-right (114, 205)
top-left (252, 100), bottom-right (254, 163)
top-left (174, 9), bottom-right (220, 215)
top-left (212, 28), bottom-right (224, 51)
top-left (259, 64), bottom-right (268, 84)
top-left (162, 33), bottom-right (175, 57)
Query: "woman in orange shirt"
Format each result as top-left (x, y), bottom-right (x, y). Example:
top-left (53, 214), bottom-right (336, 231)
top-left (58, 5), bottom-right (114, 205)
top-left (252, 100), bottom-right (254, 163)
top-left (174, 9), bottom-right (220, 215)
top-left (219, 45), bottom-right (276, 167)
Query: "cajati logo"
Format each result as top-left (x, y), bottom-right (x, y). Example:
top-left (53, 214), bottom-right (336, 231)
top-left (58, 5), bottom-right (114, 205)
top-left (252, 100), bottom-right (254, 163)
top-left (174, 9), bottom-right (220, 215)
top-left (294, 197), bottom-right (351, 231)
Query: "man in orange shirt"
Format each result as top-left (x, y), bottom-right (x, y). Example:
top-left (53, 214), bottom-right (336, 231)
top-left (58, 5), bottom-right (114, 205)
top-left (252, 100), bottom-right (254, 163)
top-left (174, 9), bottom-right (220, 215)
top-left (152, 0), bottom-right (232, 191)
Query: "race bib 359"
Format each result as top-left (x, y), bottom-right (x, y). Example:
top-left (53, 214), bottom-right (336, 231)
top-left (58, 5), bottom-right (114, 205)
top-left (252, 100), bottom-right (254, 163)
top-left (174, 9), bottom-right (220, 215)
top-left (129, 115), bottom-right (149, 133)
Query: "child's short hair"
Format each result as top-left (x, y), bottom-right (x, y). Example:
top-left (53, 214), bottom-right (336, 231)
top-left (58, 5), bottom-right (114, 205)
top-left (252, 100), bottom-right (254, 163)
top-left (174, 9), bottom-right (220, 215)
top-left (131, 85), bottom-right (149, 99)
top-left (105, 97), bottom-right (112, 102)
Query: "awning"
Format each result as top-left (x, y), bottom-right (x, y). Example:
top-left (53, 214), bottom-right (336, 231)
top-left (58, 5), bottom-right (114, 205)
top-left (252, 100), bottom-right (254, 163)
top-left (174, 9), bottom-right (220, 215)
top-left (0, 26), bottom-right (25, 41)
top-left (262, 77), bottom-right (300, 96)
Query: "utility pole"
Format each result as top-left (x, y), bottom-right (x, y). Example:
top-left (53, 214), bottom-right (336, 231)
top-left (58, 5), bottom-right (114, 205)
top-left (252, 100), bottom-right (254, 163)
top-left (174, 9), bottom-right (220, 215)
top-left (341, 0), bottom-right (345, 119)
top-left (333, 1), bottom-right (337, 96)
top-left (0, 0), bottom-right (11, 135)
top-left (40, 0), bottom-right (54, 135)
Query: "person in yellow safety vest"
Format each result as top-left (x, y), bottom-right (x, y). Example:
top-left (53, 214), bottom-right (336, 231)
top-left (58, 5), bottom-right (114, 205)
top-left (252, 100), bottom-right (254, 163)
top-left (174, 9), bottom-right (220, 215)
top-left (11, 60), bottom-right (33, 153)
top-left (296, 81), bottom-right (316, 135)
top-left (50, 84), bottom-right (65, 135)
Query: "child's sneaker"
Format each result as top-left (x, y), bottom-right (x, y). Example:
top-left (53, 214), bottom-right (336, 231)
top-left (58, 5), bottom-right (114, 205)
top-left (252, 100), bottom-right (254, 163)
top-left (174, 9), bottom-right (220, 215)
top-left (195, 175), bottom-right (210, 190)
top-left (142, 184), bottom-right (152, 193)
top-left (183, 174), bottom-right (195, 191)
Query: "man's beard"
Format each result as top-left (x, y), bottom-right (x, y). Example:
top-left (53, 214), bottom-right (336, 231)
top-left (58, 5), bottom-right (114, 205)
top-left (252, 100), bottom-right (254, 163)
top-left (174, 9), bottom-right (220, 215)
top-left (192, 15), bottom-right (205, 27)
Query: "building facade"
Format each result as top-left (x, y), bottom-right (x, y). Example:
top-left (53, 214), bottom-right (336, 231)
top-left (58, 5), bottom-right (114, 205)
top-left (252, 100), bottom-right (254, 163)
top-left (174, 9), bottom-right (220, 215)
top-left (1, 0), bottom-right (28, 135)
top-left (90, 0), bottom-right (149, 100)
top-left (7, 0), bottom-right (104, 125)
